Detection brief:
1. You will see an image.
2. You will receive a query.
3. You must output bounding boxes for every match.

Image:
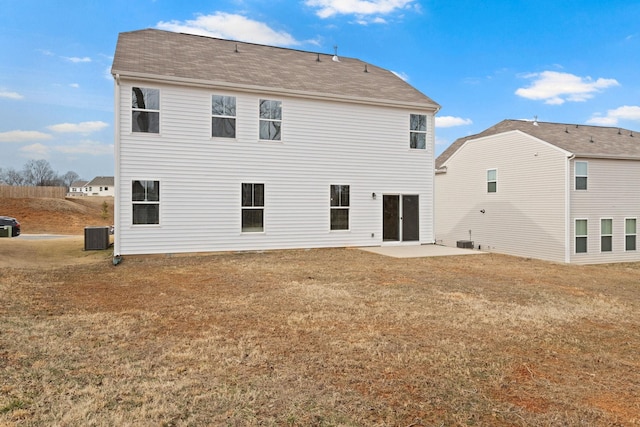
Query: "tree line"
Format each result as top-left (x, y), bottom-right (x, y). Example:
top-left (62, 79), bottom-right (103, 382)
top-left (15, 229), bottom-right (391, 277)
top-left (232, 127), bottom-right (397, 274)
top-left (0, 160), bottom-right (81, 188)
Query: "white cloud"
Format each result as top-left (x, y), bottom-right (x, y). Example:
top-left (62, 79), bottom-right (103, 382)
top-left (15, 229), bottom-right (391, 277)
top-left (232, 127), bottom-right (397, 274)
top-left (54, 140), bottom-right (113, 155)
top-left (69, 83), bottom-right (80, 88)
top-left (20, 143), bottom-right (50, 158)
top-left (157, 13), bottom-right (301, 46)
top-left (47, 121), bottom-right (108, 134)
top-left (436, 116), bottom-right (473, 128)
top-left (0, 91), bottom-right (24, 100)
top-left (64, 56), bottom-right (92, 63)
top-left (587, 105), bottom-right (640, 126)
top-left (306, 0), bottom-right (416, 19)
top-left (0, 130), bottom-right (52, 143)
top-left (515, 71), bottom-right (619, 105)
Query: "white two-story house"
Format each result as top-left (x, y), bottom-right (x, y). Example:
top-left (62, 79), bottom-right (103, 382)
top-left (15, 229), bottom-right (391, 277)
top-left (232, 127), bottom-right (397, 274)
top-left (435, 119), bottom-right (640, 264)
top-left (111, 29), bottom-right (440, 256)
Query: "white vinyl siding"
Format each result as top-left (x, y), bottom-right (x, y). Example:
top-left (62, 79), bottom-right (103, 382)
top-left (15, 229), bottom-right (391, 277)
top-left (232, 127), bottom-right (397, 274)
top-left (570, 158), bottom-right (640, 264)
top-left (115, 81), bottom-right (435, 255)
top-left (435, 131), bottom-right (568, 263)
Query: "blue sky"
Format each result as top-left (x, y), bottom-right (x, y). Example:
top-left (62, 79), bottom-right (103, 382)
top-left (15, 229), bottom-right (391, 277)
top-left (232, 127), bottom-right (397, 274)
top-left (1, 0), bottom-right (639, 180)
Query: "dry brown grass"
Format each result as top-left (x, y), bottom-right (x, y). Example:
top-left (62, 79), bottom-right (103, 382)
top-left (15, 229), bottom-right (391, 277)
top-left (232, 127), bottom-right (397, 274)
top-left (1, 198), bottom-right (639, 426)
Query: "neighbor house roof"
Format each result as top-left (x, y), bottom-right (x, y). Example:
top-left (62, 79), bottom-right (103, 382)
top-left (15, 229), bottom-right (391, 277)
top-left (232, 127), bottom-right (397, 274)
top-left (85, 176), bottom-right (114, 187)
top-left (111, 29), bottom-right (440, 110)
top-left (437, 119), bottom-right (640, 169)
top-left (70, 181), bottom-right (88, 188)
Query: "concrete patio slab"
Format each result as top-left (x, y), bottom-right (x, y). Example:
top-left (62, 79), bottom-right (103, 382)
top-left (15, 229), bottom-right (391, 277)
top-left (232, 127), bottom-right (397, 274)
top-left (359, 244), bottom-right (486, 258)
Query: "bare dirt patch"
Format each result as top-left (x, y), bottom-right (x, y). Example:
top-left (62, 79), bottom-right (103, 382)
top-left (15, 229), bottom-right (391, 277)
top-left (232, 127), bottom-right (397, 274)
top-left (0, 196), bottom-right (113, 235)
top-left (1, 198), bottom-right (639, 426)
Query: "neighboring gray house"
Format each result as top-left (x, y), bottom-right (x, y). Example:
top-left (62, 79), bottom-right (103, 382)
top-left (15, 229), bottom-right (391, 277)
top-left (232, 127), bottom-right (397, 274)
top-left (111, 29), bottom-right (440, 256)
top-left (435, 119), bottom-right (640, 264)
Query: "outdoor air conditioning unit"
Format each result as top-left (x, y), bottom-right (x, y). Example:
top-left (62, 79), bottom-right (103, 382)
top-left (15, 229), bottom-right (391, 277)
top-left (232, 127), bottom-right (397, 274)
top-left (84, 226), bottom-right (110, 250)
top-left (456, 240), bottom-right (474, 249)
top-left (0, 226), bottom-right (12, 238)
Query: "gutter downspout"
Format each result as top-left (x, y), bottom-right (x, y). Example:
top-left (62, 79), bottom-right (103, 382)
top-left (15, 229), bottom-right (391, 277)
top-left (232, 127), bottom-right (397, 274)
top-left (113, 73), bottom-right (121, 262)
top-left (431, 107), bottom-right (441, 244)
top-left (565, 154), bottom-right (575, 263)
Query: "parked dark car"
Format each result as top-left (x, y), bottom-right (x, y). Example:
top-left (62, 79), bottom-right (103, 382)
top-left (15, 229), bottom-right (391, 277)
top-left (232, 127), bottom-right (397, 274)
top-left (0, 216), bottom-right (20, 237)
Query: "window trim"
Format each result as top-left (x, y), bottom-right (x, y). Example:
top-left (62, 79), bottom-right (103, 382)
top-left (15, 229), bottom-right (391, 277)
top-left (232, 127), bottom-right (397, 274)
top-left (409, 114), bottom-right (427, 150)
top-left (131, 179), bottom-right (160, 226)
top-left (575, 218), bottom-right (588, 254)
top-left (211, 94), bottom-right (237, 139)
top-left (330, 184), bottom-right (350, 231)
top-left (131, 87), bottom-right (160, 134)
top-left (625, 217), bottom-right (637, 251)
top-left (241, 183), bottom-right (265, 233)
top-left (575, 161), bottom-right (588, 190)
top-left (600, 218), bottom-right (613, 253)
top-left (259, 99), bottom-right (282, 141)
top-left (487, 168), bottom-right (497, 193)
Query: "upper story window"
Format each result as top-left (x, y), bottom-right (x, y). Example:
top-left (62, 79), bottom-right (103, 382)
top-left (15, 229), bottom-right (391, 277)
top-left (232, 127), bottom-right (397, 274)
top-left (212, 95), bottom-right (236, 138)
top-left (132, 87), bottom-right (159, 133)
top-left (487, 169), bottom-right (497, 193)
top-left (242, 183), bottom-right (264, 232)
top-left (575, 161), bottom-right (588, 190)
top-left (330, 185), bottom-right (350, 230)
top-left (601, 218), bottom-right (612, 252)
top-left (410, 114), bottom-right (427, 149)
top-left (132, 180), bottom-right (160, 225)
top-left (259, 100), bottom-right (282, 140)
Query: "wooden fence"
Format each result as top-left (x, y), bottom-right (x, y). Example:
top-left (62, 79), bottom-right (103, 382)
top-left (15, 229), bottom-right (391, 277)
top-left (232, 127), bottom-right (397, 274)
top-left (0, 185), bottom-right (67, 199)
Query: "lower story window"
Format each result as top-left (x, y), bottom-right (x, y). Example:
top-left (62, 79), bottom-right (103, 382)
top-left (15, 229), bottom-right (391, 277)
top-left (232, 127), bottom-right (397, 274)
top-left (330, 185), bottom-right (349, 230)
top-left (601, 218), bottom-right (612, 252)
top-left (626, 218), bottom-right (636, 251)
top-left (242, 183), bottom-right (264, 232)
top-left (575, 219), bottom-right (587, 253)
top-left (132, 180), bottom-right (160, 225)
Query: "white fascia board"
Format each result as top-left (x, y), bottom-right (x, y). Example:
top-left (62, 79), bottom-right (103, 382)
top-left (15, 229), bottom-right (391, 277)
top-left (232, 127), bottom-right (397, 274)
top-left (111, 70), bottom-right (440, 112)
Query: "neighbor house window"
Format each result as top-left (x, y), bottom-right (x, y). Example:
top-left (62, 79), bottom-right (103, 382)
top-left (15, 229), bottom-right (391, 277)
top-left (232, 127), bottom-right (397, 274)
top-left (487, 169), bottom-right (497, 193)
top-left (601, 218), bottom-right (612, 252)
top-left (626, 218), bottom-right (636, 251)
top-left (132, 180), bottom-right (160, 225)
top-left (212, 95), bottom-right (236, 138)
top-left (330, 185), bottom-right (350, 230)
top-left (575, 161), bottom-right (588, 190)
top-left (410, 114), bottom-right (427, 149)
top-left (575, 219), bottom-right (587, 253)
top-left (259, 100), bottom-right (282, 140)
top-left (242, 183), bottom-right (264, 232)
top-left (132, 87), bottom-right (159, 133)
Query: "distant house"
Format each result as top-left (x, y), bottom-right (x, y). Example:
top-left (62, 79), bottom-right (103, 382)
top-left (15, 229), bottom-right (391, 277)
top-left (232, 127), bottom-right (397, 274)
top-left (69, 177), bottom-right (114, 197)
top-left (68, 180), bottom-right (88, 196)
top-left (84, 176), bottom-right (115, 197)
top-left (435, 119), bottom-right (640, 264)
top-left (110, 29), bottom-right (440, 256)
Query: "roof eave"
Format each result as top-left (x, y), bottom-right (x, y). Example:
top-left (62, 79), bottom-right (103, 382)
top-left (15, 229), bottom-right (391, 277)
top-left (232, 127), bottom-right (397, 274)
top-left (111, 70), bottom-right (440, 112)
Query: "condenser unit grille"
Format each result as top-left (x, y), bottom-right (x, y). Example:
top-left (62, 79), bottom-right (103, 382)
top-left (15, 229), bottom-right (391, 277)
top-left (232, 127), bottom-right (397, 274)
top-left (84, 226), bottom-right (110, 250)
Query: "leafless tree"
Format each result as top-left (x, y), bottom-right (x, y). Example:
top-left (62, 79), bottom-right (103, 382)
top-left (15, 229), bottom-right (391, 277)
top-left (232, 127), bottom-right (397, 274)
top-left (22, 159), bottom-right (57, 186)
top-left (1, 168), bottom-right (26, 185)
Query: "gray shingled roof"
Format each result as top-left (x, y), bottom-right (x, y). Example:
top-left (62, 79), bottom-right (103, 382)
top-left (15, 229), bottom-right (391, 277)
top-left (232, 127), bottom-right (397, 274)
top-left (86, 176), bottom-right (114, 187)
top-left (111, 29), bottom-right (439, 110)
top-left (436, 119), bottom-right (640, 169)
